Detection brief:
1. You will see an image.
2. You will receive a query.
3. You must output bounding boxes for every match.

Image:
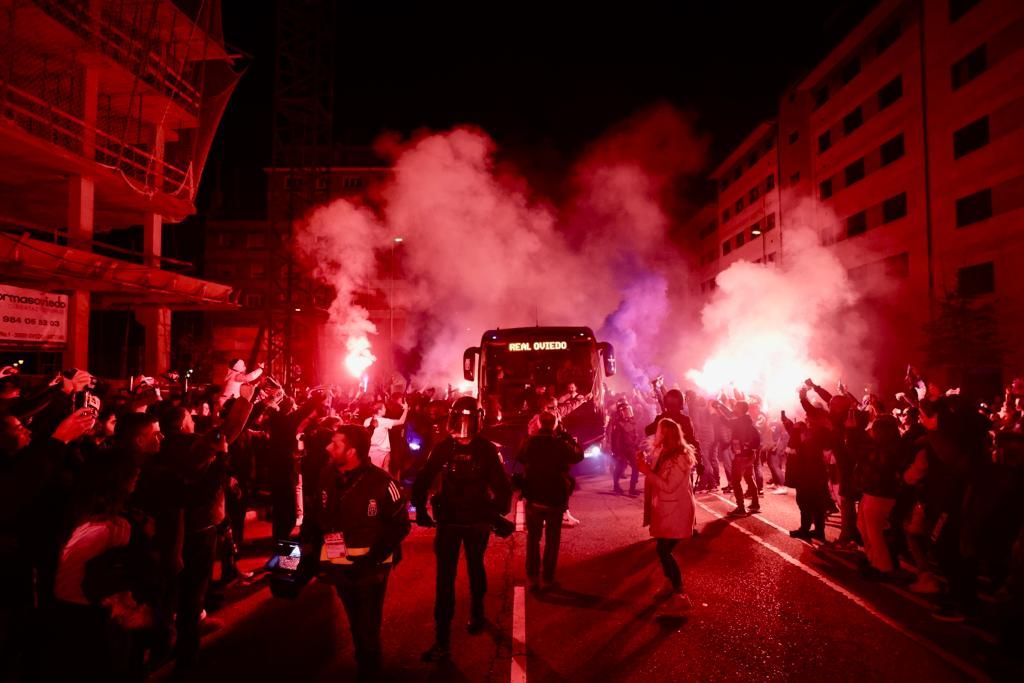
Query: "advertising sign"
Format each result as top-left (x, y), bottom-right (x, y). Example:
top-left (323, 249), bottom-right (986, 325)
top-left (0, 284), bottom-right (68, 348)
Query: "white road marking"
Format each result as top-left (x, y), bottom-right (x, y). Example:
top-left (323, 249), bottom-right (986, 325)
top-left (695, 500), bottom-right (989, 682)
top-left (707, 492), bottom-right (998, 645)
top-left (515, 498), bottom-right (526, 532)
top-left (511, 585), bottom-right (527, 683)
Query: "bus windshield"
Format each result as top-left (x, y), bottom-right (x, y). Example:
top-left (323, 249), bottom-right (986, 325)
top-left (481, 340), bottom-right (597, 422)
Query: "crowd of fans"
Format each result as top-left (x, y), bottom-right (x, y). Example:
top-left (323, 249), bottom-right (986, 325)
top-left (2, 355), bottom-right (1021, 679)
top-left (0, 359), bottom-right (461, 681)
top-left (604, 368), bottom-right (1024, 636)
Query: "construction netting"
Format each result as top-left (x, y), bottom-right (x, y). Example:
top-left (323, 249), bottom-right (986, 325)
top-left (0, 0), bottom-right (241, 202)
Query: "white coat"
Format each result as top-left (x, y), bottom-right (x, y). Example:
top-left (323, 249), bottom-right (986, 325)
top-left (643, 449), bottom-right (697, 539)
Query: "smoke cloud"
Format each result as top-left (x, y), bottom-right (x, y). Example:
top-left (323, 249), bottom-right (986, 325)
top-left (296, 111), bottom-right (883, 407)
top-left (296, 104), bottom-right (708, 388)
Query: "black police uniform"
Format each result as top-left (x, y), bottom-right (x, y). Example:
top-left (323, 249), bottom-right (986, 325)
top-left (411, 434), bottom-right (512, 649)
top-left (304, 462), bottom-right (410, 679)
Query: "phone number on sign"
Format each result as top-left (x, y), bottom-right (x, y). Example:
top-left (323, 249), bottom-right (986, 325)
top-left (2, 316), bottom-right (61, 327)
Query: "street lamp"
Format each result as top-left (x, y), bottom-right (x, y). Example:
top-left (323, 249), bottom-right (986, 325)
top-left (390, 237), bottom-right (403, 384)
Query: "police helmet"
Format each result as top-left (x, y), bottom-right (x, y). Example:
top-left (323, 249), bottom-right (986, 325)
top-left (447, 396), bottom-right (482, 440)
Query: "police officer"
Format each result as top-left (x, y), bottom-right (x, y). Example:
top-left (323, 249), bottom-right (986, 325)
top-left (412, 396), bottom-right (513, 662)
top-left (302, 424), bottom-right (410, 680)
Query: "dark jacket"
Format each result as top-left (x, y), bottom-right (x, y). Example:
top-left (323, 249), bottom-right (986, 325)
top-left (303, 463), bottom-right (409, 566)
top-left (645, 411), bottom-right (702, 457)
top-left (608, 417), bottom-right (642, 459)
top-left (412, 436), bottom-right (512, 526)
top-left (516, 430), bottom-right (584, 509)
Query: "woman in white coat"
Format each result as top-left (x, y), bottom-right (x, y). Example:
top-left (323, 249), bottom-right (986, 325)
top-left (637, 418), bottom-right (698, 610)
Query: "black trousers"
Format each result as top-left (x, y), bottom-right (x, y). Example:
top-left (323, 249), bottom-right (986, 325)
top-left (434, 524), bottom-right (490, 644)
top-left (525, 502), bottom-right (563, 582)
top-left (655, 538), bottom-right (683, 591)
top-left (613, 454), bottom-right (639, 492)
top-left (176, 526), bottom-right (217, 666)
top-left (796, 487), bottom-right (827, 536)
top-left (271, 482), bottom-right (297, 541)
top-left (730, 455), bottom-right (759, 511)
top-left (328, 563), bottom-right (391, 680)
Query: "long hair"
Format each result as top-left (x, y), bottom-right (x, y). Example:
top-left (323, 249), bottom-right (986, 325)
top-left (652, 418), bottom-right (697, 470)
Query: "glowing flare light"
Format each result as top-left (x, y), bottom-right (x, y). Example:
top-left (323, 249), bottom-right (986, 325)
top-left (344, 337), bottom-right (376, 378)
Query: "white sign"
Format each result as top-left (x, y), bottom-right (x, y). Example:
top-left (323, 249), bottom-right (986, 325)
top-left (0, 284), bottom-right (68, 348)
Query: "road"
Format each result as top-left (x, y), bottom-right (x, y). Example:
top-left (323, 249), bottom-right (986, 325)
top-left (156, 464), bottom-right (1017, 682)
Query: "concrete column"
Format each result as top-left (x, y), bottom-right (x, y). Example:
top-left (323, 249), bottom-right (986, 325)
top-left (64, 176), bottom-right (94, 370)
top-left (137, 306), bottom-right (171, 376)
top-left (143, 212), bottom-right (162, 267)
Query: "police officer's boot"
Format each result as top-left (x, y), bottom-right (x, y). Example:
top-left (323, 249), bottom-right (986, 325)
top-left (466, 602), bottom-right (486, 635)
top-left (421, 624), bottom-right (451, 662)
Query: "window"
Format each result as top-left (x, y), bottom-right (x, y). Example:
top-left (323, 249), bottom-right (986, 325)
top-left (953, 116), bottom-right (989, 158)
top-left (788, 131), bottom-right (799, 144)
top-left (285, 175), bottom-right (303, 191)
top-left (764, 212), bottom-right (776, 231)
top-left (844, 159), bottom-right (865, 186)
top-left (843, 107), bottom-right (864, 134)
top-left (243, 293), bottom-right (265, 308)
top-left (846, 211), bottom-right (868, 238)
top-left (315, 175), bottom-right (330, 191)
top-left (820, 178), bottom-right (833, 199)
top-left (790, 172), bottom-right (801, 185)
top-left (736, 231), bottom-right (746, 247)
top-left (818, 130), bottom-right (832, 153)
top-left (949, 0), bottom-right (981, 23)
top-left (814, 86), bottom-right (829, 109)
top-left (876, 22), bottom-right (901, 54)
top-left (840, 58), bottom-right (861, 85)
top-left (749, 186), bottom-right (760, 202)
top-left (245, 232), bottom-right (266, 249)
top-left (750, 222), bottom-right (761, 237)
top-left (722, 208), bottom-right (731, 222)
top-left (765, 174), bottom-right (775, 191)
top-left (951, 45), bottom-right (987, 90)
top-left (955, 188), bottom-right (992, 226)
top-left (957, 261), bottom-right (995, 297)
top-left (250, 263), bottom-right (266, 278)
top-left (882, 192), bottom-right (908, 222)
top-left (722, 239), bottom-right (732, 256)
top-left (881, 134), bottom-right (905, 165)
top-left (878, 77), bottom-right (903, 109)
top-left (735, 198), bottom-right (744, 213)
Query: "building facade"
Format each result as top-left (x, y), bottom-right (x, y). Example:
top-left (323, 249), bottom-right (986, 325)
top-left (0, 0), bottom-right (239, 378)
top-left (692, 0), bottom-right (1024, 395)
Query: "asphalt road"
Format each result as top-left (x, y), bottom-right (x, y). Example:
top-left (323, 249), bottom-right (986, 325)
top-left (157, 461), bottom-right (1019, 682)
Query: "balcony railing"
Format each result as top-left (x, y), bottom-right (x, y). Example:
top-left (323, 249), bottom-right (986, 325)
top-left (0, 79), bottom-right (193, 198)
top-left (31, 0), bottom-right (202, 117)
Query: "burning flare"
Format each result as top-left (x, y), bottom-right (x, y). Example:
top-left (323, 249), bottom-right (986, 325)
top-left (344, 337), bottom-right (376, 378)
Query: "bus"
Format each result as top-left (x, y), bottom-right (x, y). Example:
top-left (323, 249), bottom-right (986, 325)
top-left (462, 326), bottom-right (616, 449)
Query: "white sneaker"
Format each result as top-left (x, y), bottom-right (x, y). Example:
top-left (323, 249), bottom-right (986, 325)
top-left (771, 486), bottom-right (789, 495)
top-left (562, 511), bottom-right (581, 527)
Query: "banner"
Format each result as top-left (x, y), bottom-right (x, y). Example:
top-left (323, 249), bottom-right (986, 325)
top-left (0, 284), bottom-right (68, 348)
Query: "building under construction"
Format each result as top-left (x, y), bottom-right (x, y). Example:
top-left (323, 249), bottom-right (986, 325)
top-left (0, 0), bottom-right (240, 377)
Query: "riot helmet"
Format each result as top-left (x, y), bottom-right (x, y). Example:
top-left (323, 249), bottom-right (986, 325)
top-left (447, 396), bottom-right (482, 440)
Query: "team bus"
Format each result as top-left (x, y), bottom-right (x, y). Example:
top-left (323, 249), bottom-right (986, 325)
top-left (462, 326), bottom-right (616, 449)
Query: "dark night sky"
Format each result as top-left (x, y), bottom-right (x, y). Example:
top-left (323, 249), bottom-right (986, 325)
top-left (206, 2), bottom-right (875, 210)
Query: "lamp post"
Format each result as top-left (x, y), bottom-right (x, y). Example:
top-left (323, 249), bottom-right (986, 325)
top-left (390, 237), bottom-right (403, 384)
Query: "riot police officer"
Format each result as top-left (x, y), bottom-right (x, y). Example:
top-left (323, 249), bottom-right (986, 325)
top-left (412, 396), bottom-right (513, 662)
